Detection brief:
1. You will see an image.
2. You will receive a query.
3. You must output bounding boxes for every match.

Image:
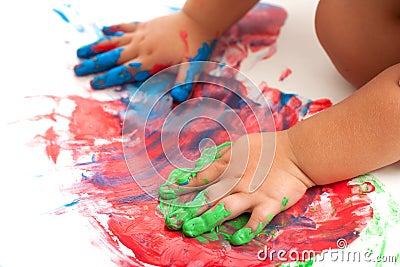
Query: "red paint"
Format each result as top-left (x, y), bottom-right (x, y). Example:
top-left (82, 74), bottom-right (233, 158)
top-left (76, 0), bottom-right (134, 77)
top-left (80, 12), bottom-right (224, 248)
top-left (279, 67), bottom-right (292, 81)
top-left (212, 4), bottom-right (287, 68)
top-left (43, 127), bottom-right (60, 164)
top-left (149, 63), bottom-right (172, 75)
top-left (91, 42), bottom-right (119, 54)
top-left (179, 30), bottom-right (189, 59)
top-left (68, 96), bottom-right (124, 142)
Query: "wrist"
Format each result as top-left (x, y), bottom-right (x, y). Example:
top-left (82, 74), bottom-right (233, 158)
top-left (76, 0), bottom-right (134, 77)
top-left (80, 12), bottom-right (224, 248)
top-left (278, 129), bottom-right (316, 188)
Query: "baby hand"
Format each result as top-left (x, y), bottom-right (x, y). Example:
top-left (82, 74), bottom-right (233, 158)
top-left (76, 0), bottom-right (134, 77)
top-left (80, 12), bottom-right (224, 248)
top-left (74, 11), bottom-right (217, 101)
top-left (159, 131), bottom-right (315, 245)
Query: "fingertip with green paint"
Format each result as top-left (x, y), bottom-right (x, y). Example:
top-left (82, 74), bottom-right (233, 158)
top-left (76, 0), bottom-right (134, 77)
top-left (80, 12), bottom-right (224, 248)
top-left (182, 203), bottom-right (232, 237)
top-left (230, 222), bottom-right (264, 246)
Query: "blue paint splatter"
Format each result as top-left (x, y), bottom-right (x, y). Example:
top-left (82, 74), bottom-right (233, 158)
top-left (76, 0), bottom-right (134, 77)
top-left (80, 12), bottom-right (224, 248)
top-left (74, 48), bottom-right (123, 76)
top-left (53, 8), bottom-right (70, 23)
top-left (63, 199), bottom-right (80, 207)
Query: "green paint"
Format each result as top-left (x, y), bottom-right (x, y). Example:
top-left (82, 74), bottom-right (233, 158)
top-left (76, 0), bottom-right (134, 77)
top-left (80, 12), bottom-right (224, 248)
top-left (160, 191), bottom-right (208, 230)
top-left (350, 174), bottom-right (400, 267)
top-left (230, 222), bottom-right (263, 246)
top-left (203, 178), bottom-right (210, 184)
top-left (168, 142), bottom-right (232, 186)
top-left (182, 203), bottom-right (232, 237)
top-left (311, 206), bottom-right (317, 212)
top-left (158, 142), bottom-right (232, 230)
top-left (266, 214), bottom-right (275, 223)
top-left (195, 235), bottom-right (208, 244)
top-left (282, 196), bottom-right (289, 207)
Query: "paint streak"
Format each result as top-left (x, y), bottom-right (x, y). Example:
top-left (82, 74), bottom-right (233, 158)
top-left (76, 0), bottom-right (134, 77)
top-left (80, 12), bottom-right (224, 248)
top-left (29, 3), bottom-right (386, 267)
top-left (279, 67), bottom-right (292, 81)
top-left (180, 30), bottom-right (189, 58)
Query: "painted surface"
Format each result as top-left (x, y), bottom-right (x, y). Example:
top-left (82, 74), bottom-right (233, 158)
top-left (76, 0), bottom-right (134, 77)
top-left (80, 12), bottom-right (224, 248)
top-left (5, 2), bottom-right (398, 267)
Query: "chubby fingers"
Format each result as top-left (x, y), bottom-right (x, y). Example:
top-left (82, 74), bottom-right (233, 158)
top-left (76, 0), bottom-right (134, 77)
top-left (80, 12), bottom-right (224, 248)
top-left (76, 35), bottom-right (131, 59)
top-left (102, 22), bottom-right (139, 35)
top-left (229, 196), bottom-right (294, 246)
top-left (90, 61), bottom-right (153, 89)
top-left (74, 44), bottom-right (139, 77)
top-left (182, 192), bottom-right (252, 237)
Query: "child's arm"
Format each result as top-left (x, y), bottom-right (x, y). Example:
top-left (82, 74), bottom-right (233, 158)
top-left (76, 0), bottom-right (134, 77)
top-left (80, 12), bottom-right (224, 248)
top-left (289, 63), bottom-right (400, 184)
top-left (182, 0), bottom-right (259, 36)
top-left (164, 63), bottom-right (400, 245)
top-left (74, 0), bottom-right (259, 98)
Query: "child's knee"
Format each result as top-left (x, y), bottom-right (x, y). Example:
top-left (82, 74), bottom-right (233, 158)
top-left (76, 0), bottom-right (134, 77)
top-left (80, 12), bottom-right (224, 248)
top-left (315, 0), bottom-right (400, 88)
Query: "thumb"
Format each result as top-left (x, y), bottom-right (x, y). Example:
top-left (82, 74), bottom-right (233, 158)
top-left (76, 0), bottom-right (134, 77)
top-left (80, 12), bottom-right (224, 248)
top-left (170, 61), bottom-right (203, 102)
top-left (185, 143), bottom-right (232, 187)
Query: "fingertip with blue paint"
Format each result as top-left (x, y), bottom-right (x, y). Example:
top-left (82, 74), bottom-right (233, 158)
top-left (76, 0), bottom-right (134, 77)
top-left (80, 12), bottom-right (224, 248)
top-left (171, 83), bottom-right (191, 102)
top-left (74, 48), bottom-right (123, 76)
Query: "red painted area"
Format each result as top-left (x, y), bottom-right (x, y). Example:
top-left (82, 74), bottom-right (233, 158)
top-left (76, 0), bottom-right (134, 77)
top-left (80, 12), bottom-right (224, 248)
top-left (44, 127), bottom-right (60, 164)
top-left (68, 96), bottom-right (124, 142)
top-left (279, 67), bottom-right (292, 81)
top-left (149, 63), bottom-right (172, 75)
top-left (91, 42), bottom-right (119, 54)
top-left (179, 30), bottom-right (189, 59)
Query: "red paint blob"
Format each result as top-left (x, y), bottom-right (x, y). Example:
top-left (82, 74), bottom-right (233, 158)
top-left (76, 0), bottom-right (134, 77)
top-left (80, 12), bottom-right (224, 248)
top-left (279, 67), bottom-right (292, 81)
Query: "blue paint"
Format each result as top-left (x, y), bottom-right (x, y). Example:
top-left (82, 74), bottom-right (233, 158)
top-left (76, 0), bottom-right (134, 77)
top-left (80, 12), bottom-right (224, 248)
top-left (77, 37), bottom-right (110, 59)
top-left (102, 25), bottom-right (114, 33)
top-left (102, 26), bottom-right (125, 37)
top-left (134, 71), bottom-right (151, 81)
top-left (91, 65), bottom-right (133, 89)
top-left (116, 193), bottom-right (154, 204)
top-left (128, 62), bottom-right (142, 69)
top-left (129, 62), bottom-right (151, 81)
top-left (53, 8), bottom-right (70, 23)
top-left (170, 40), bottom-right (217, 102)
top-left (91, 62), bottom-right (151, 89)
top-left (63, 198), bottom-right (80, 207)
top-left (74, 48), bottom-right (123, 76)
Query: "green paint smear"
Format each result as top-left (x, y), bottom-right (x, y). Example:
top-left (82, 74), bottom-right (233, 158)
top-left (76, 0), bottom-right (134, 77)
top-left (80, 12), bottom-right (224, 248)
top-left (282, 196), bottom-right (289, 207)
top-left (158, 142), bottom-right (232, 231)
top-left (182, 203), bottom-right (232, 237)
top-left (346, 174), bottom-right (399, 267)
top-left (277, 174), bottom-right (399, 267)
top-left (229, 222), bottom-right (264, 246)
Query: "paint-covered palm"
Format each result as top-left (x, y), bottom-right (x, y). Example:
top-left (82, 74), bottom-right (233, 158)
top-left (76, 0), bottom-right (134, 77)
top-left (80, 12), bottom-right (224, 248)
top-left (159, 131), bottom-right (316, 245)
top-left (74, 11), bottom-right (217, 101)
